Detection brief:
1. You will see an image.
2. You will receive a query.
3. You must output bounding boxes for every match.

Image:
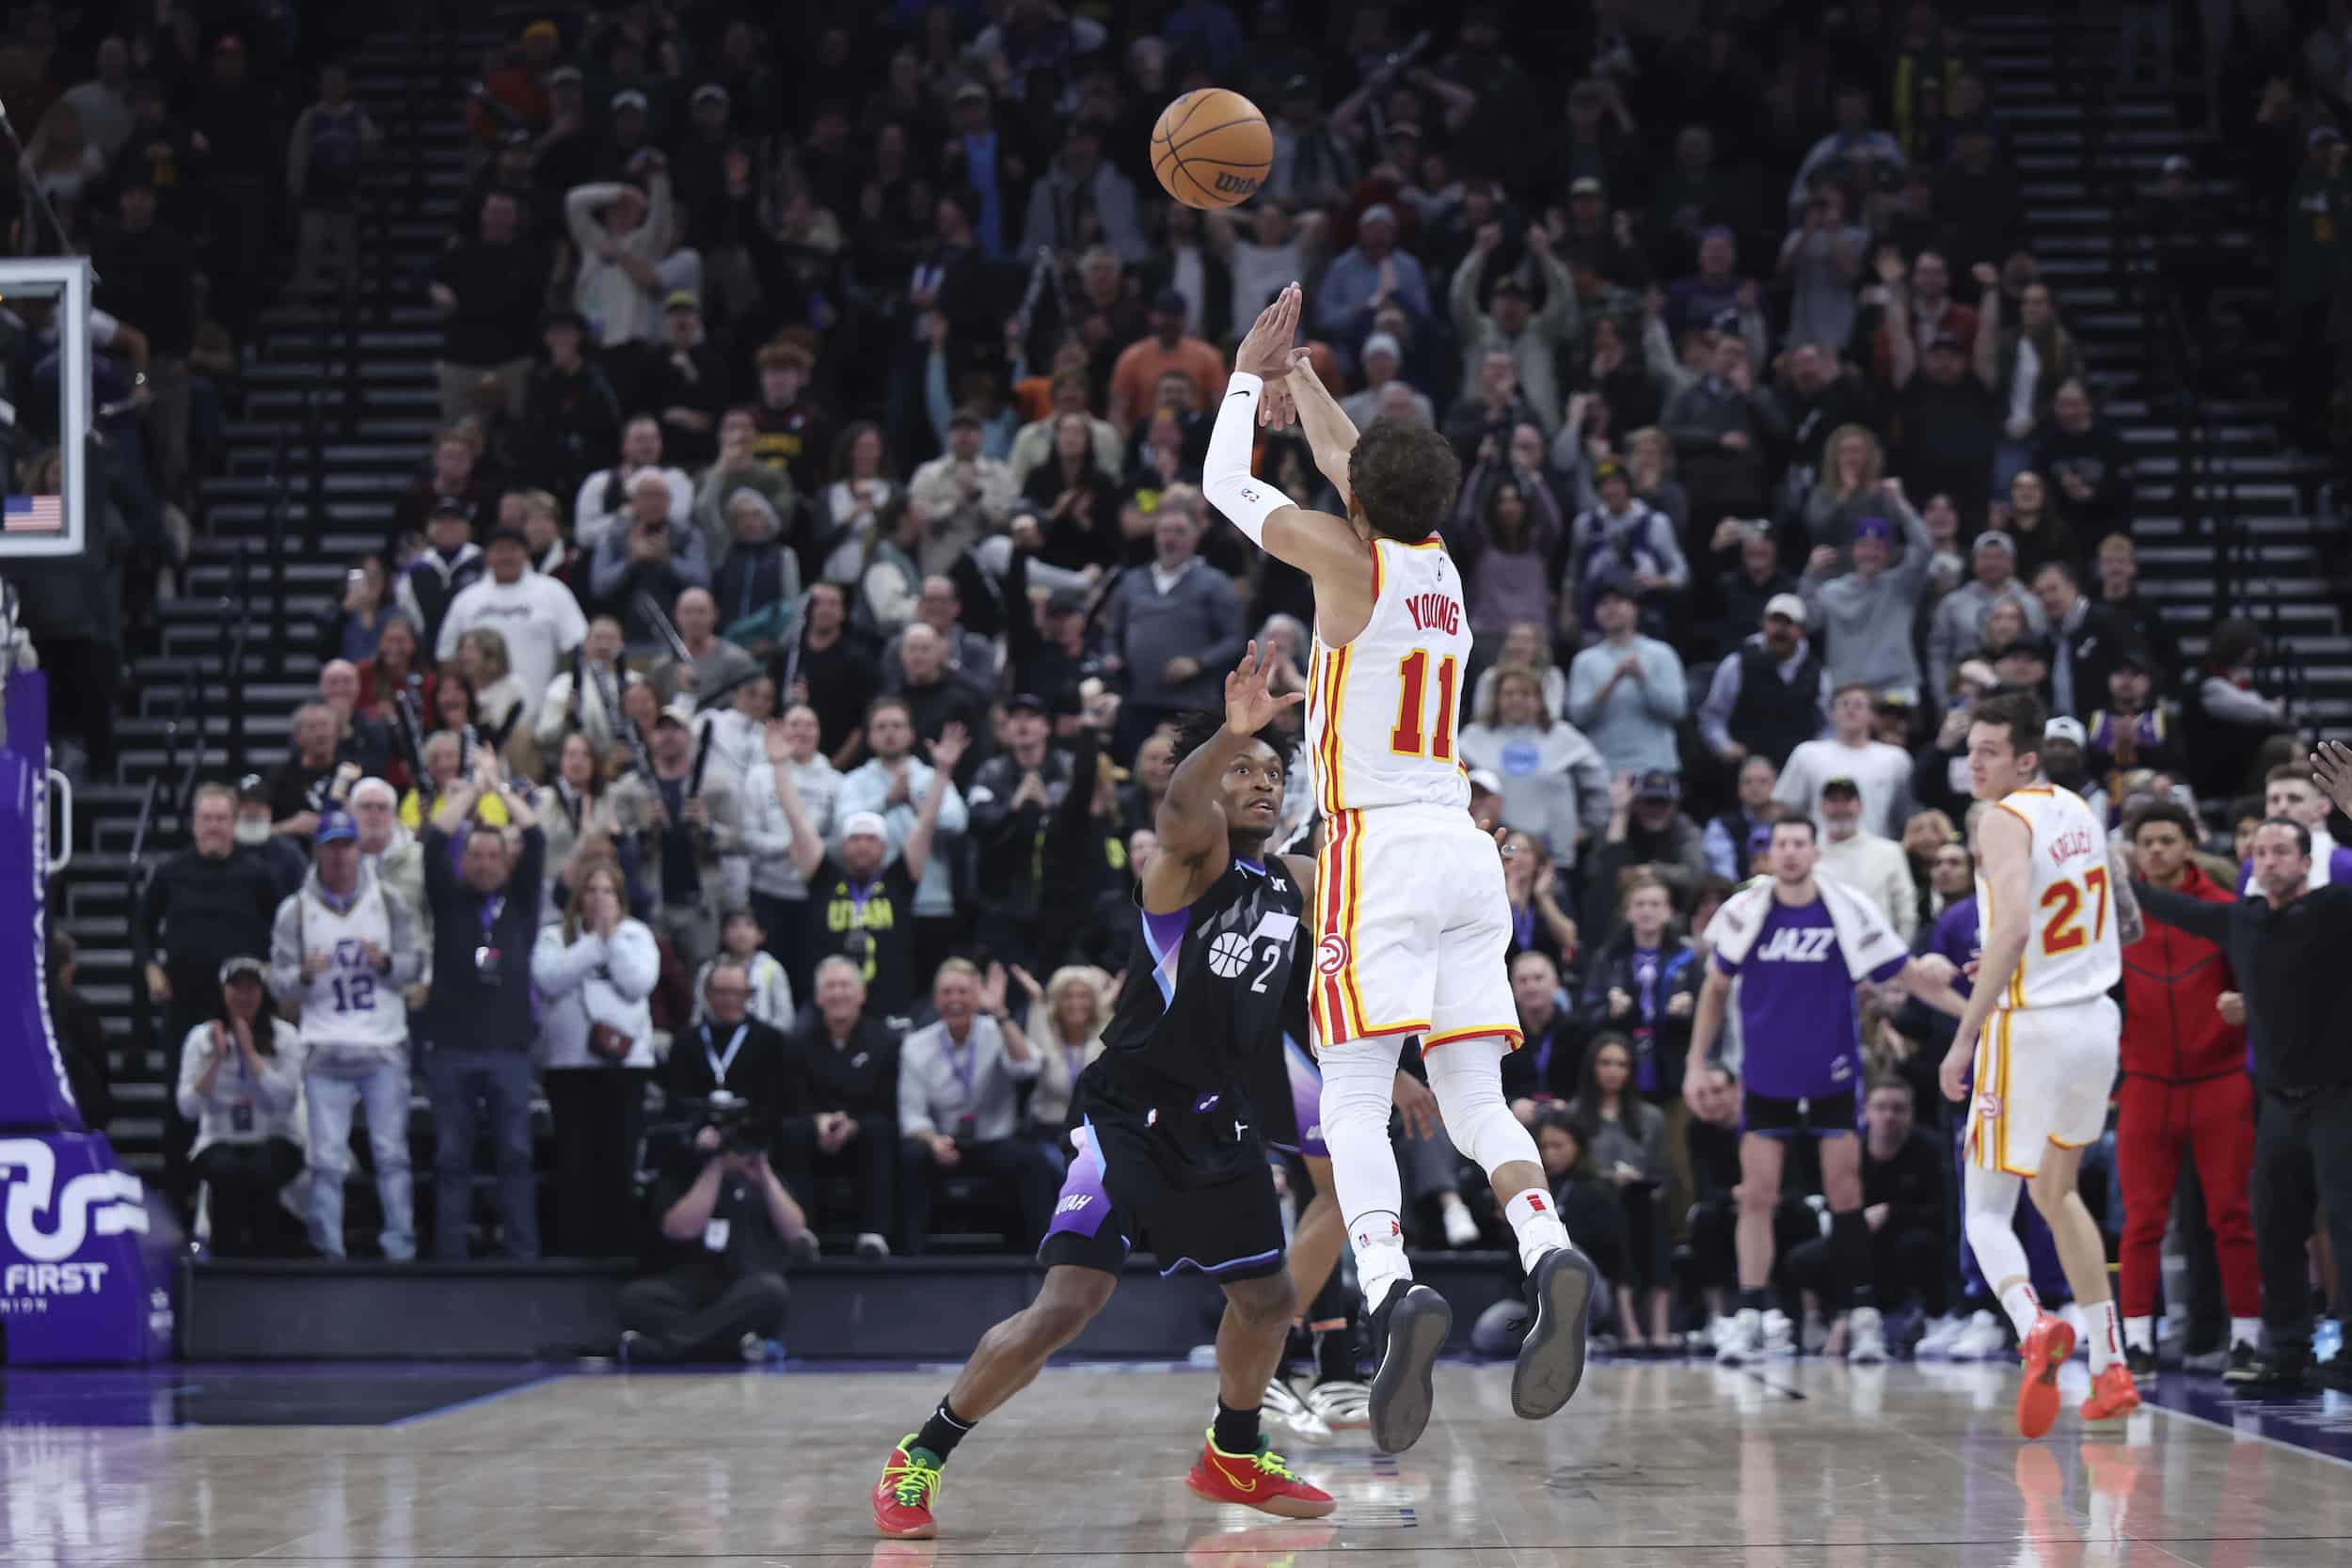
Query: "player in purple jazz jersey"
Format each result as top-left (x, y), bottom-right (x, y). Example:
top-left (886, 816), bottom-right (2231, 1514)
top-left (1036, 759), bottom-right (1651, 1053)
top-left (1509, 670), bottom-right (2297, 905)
top-left (1685, 812), bottom-right (1962, 1365)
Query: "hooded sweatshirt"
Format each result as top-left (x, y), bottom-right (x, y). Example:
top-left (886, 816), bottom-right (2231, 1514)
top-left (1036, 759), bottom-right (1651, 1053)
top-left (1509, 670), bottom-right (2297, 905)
top-left (1456, 720), bottom-right (1611, 868)
top-left (267, 862), bottom-right (427, 1063)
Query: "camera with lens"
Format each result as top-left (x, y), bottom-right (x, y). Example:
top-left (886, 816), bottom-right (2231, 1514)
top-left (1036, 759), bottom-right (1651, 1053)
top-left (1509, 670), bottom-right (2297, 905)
top-left (698, 1090), bottom-right (769, 1155)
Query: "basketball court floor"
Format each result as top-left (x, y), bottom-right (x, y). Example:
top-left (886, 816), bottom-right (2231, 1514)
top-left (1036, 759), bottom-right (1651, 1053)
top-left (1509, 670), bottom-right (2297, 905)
top-left (5, 1358), bottom-right (2349, 1566)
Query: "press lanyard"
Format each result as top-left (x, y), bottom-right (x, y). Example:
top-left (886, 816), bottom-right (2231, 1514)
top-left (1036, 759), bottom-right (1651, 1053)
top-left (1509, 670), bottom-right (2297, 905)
top-left (704, 1022), bottom-right (749, 1086)
top-left (846, 878), bottom-right (879, 923)
top-left (479, 895), bottom-right (504, 942)
top-left (946, 1035), bottom-right (978, 1104)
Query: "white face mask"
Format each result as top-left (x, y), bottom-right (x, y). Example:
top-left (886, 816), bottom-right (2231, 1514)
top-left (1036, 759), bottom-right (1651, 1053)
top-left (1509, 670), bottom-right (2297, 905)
top-left (234, 817), bottom-right (273, 847)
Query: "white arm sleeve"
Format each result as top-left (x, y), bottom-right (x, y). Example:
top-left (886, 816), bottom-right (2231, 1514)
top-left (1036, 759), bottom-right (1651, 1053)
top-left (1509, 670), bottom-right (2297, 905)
top-left (1201, 372), bottom-right (1295, 546)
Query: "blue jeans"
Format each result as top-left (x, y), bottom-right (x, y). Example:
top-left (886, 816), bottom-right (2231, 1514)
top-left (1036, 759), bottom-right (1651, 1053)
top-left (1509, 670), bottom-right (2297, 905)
top-left (423, 1048), bottom-right (539, 1260)
top-left (305, 1053), bottom-right (415, 1259)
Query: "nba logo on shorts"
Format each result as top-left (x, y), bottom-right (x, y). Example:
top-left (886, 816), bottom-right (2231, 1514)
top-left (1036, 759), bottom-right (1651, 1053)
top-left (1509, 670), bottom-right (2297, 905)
top-left (1316, 934), bottom-right (1349, 976)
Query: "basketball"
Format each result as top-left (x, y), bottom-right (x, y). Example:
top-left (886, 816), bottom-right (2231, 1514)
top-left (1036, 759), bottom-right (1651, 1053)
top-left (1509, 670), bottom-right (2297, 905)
top-left (1151, 87), bottom-right (1272, 210)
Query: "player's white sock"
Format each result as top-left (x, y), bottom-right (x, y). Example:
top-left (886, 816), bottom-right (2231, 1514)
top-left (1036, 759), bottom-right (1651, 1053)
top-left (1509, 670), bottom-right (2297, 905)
top-left (2123, 1315), bottom-right (2155, 1354)
top-left (1997, 1282), bottom-right (2042, 1341)
top-left (1502, 1188), bottom-right (1569, 1273)
top-left (2230, 1316), bottom-right (2263, 1349)
top-left (2086, 1300), bottom-right (2122, 1373)
top-left (1350, 1222), bottom-right (1410, 1314)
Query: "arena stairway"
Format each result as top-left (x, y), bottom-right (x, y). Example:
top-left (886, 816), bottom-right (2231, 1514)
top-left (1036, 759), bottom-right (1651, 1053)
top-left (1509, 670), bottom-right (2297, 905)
top-left (52, 23), bottom-right (505, 1187)
top-left (1976, 10), bottom-right (2351, 730)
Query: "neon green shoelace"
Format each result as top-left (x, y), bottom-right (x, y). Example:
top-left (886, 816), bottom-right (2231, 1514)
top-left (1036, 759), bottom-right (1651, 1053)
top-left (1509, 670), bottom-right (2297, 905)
top-left (884, 1449), bottom-right (943, 1508)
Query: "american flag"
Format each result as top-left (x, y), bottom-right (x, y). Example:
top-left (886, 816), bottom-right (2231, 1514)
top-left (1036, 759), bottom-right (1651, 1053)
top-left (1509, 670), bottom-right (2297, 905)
top-left (4, 494), bottom-right (62, 532)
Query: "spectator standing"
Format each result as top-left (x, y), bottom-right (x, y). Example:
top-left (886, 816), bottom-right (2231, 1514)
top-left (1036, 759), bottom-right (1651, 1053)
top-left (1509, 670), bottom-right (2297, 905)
top-left (622, 1120), bottom-right (799, 1362)
top-left (1582, 771), bottom-right (1712, 938)
top-left (427, 195), bottom-right (541, 426)
top-left (593, 474), bottom-right (712, 644)
top-left (396, 502), bottom-right (487, 655)
top-left (418, 751), bottom-right (547, 1260)
top-left (1108, 288), bottom-right (1228, 427)
top-left (646, 293), bottom-right (728, 466)
top-left (1777, 183), bottom-right (1870, 351)
top-left (1443, 351), bottom-right (1548, 469)
top-left (2031, 561), bottom-right (2130, 720)
top-left (1881, 251), bottom-right (2000, 522)
top-left (573, 418), bottom-right (696, 555)
top-left (1926, 531), bottom-right (2045, 703)
top-left (1566, 579), bottom-right (1688, 780)
top-left (1337, 332), bottom-right (1433, 429)
top-left (1106, 509), bottom-right (1245, 748)
top-left (435, 526), bottom-right (587, 727)
top-left (897, 958), bottom-right (1061, 1255)
top-left (742, 711), bottom-right (842, 990)
top-left (778, 957), bottom-right (901, 1258)
top-left (1451, 445), bottom-right (1566, 655)
top-left (1312, 203), bottom-right (1429, 352)
top-left (1814, 778), bottom-right (1920, 944)
top-left (779, 580), bottom-right (881, 766)
top-left (693, 409), bottom-right (798, 565)
top-left (910, 406), bottom-right (1019, 559)
top-left (565, 159), bottom-right (693, 348)
top-left (524, 309), bottom-right (624, 501)
top-left (2092, 536), bottom-right (2183, 691)
top-left (141, 783), bottom-right (286, 1206)
top-left (1710, 523), bottom-right (1799, 659)
top-left (649, 588), bottom-right (761, 708)
top-left (175, 958), bottom-right (303, 1258)
top-left (532, 856), bottom-right (661, 1258)
top-left (1703, 757), bottom-right (1786, 879)
top-left (269, 811), bottom-right (424, 1261)
top-left (535, 616), bottom-right (640, 761)
top-left (46, 933), bottom-right (111, 1132)
top-left (1451, 223), bottom-right (1580, 430)
top-left (1776, 684), bottom-right (1915, 839)
top-left (1457, 666), bottom-right (1611, 869)
top-left (1565, 464), bottom-right (1686, 634)
top-left (965, 694), bottom-right (1073, 974)
top-left (1798, 499), bottom-right (1937, 703)
top-left (837, 703), bottom-right (973, 976)
top-left (1661, 333), bottom-right (1784, 530)
top-left (610, 701), bottom-right (747, 970)
top-left (1022, 120), bottom-right (1145, 262)
top-left (2113, 801), bottom-right (2260, 1377)
top-left (2032, 380), bottom-right (2135, 540)
top-left (1698, 594), bottom-right (1830, 772)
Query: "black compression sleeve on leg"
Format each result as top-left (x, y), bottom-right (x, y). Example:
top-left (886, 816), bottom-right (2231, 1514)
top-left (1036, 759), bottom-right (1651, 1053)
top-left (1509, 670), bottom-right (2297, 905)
top-left (1830, 1209), bottom-right (1875, 1312)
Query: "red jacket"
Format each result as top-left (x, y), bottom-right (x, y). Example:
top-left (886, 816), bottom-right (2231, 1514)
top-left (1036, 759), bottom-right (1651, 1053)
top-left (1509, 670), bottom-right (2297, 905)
top-left (2120, 862), bottom-right (2244, 1082)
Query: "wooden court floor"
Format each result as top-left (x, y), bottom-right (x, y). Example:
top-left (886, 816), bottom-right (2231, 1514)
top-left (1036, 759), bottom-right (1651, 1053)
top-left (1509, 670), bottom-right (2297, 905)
top-left (6, 1360), bottom-right (2351, 1566)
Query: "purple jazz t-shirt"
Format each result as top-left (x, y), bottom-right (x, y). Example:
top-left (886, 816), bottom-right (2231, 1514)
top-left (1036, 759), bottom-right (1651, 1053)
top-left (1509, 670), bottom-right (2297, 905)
top-left (1713, 895), bottom-right (1907, 1099)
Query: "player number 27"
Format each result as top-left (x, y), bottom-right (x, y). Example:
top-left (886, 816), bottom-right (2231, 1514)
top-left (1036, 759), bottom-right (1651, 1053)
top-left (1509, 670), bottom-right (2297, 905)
top-left (1389, 650), bottom-right (1458, 762)
top-left (2039, 867), bottom-right (2108, 955)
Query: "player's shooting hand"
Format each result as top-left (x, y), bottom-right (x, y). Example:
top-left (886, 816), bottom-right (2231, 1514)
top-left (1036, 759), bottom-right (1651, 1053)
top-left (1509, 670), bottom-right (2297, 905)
top-left (1223, 640), bottom-right (1306, 736)
top-left (1392, 1070), bottom-right (1440, 1141)
top-left (1233, 282), bottom-right (1302, 380)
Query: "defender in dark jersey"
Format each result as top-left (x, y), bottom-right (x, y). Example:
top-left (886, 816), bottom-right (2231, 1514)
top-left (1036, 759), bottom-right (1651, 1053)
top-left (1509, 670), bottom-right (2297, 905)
top-left (873, 645), bottom-right (1337, 1540)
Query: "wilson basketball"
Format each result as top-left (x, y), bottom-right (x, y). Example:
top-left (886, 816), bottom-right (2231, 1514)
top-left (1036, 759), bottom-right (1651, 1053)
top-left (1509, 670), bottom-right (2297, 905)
top-left (1151, 88), bottom-right (1272, 210)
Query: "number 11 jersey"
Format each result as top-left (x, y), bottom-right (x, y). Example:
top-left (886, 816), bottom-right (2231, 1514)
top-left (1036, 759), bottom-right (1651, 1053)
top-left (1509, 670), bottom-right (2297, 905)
top-left (1305, 537), bottom-right (1471, 819)
top-left (1978, 784), bottom-right (2121, 1011)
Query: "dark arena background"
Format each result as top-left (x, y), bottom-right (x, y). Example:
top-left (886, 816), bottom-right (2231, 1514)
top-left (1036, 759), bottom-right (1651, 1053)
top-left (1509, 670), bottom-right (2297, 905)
top-left (4, 3), bottom-right (2352, 1565)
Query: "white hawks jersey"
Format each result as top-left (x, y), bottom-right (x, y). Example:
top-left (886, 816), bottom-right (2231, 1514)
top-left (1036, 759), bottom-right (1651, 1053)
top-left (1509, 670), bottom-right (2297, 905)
top-left (1305, 537), bottom-right (1472, 818)
top-left (1976, 784), bottom-right (2121, 1011)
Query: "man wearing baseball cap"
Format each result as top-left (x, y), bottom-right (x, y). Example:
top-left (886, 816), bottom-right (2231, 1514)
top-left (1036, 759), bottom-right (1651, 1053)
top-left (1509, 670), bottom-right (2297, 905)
top-left (1583, 768), bottom-right (1709, 940)
top-left (610, 698), bottom-right (748, 970)
top-left (1927, 528), bottom-right (2045, 702)
top-left (1311, 198), bottom-right (1432, 363)
top-left (965, 694), bottom-right (1075, 972)
top-left (1451, 211), bottom-right (1577, 430)
top-left (270, 809), bottom-right (426, 1260)
top-left (1813, 775), bottom-right (1917, 942)
top-left (1110, 284), bottom-right (1228, 426)
top-left (1799, 497), bottom-right (1936, 704)
top-left (1698, 591), bottom-right (1830, 772)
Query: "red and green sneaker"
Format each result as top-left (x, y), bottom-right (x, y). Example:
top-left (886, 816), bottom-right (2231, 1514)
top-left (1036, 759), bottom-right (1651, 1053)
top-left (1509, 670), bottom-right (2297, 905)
top-left (871, 1435), bottom-right (946, 1539)
top-left (1184, 1430), bottom-right (1337, 1519)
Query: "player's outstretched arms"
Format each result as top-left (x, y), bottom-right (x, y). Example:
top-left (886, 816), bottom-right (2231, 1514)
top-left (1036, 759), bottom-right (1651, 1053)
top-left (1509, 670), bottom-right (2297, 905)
top-left (1147, 641), bottom-right (1303, 915)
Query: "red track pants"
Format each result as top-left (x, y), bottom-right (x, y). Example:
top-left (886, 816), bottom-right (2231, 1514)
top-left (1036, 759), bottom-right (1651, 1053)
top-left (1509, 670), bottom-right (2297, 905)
top-left (2116, 1071), bottom-right (2261, 1319)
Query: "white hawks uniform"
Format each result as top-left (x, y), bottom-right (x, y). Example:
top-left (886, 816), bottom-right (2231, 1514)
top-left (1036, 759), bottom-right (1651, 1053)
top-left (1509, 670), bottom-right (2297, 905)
top-left (1304, 536), bottom-right (1518, 1056)
top-left (1969, 783), bottom-right (2122, 1178)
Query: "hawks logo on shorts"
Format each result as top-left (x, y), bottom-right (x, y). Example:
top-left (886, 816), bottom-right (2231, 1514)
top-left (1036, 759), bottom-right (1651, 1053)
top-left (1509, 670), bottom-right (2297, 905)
top-left (1315, 933), bottom-right (1349, 975)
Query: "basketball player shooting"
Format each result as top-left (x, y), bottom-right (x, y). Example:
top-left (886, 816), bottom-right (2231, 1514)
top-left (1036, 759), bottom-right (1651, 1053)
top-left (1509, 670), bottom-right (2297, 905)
top-left (1202, 283), bottom-right (1598, 1455)
top-left (1940, 691), bottom-right (2146, 1438)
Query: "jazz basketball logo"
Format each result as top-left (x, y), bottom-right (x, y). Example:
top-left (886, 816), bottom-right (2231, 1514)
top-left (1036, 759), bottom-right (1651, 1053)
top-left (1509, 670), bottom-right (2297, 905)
top-left (1208, 931), bottom-right (1256, 979)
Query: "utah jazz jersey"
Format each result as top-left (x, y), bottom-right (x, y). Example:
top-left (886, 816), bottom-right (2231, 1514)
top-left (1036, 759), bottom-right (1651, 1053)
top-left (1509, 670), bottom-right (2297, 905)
top-left (1306, 537), bottom-right (1472, 817)
top-left (1977, 784), bottom-right (2121, 1011)
top-left (1100, 857), bottom-right (1306, 1095)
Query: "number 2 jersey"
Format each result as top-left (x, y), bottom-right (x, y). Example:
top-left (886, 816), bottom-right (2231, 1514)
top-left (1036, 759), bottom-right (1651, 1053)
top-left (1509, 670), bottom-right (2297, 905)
top-left (1094, 856), bottom-right (1306, 1102)
top-left (1306, 537), bottom-right (1471, 817)
top-left (1978, 784), bottom-right (2121, 1011)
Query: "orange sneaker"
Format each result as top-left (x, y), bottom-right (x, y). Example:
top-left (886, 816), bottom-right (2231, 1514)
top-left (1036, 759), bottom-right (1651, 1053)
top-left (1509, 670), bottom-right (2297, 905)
top-left (1184, 1430), bottom-right (1338, 1519)
top-left (2080, 1363), bottom-right (2141, 1421)
top-left (871, 1435), bottom-right (944, 1539)
top-left (2016, 1313), bottom-right (2077, 1439)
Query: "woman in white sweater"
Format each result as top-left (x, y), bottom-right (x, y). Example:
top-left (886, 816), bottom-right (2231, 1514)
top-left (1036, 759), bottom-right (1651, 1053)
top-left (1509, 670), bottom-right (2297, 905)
top-left (1457, 663), bottom-right (1613, 871)
top-left (177, 957), bottom-right (305, 1257)
top-left (532, 857), bottom-right (661, 1256)
top-left (1017, 963), bottom-right (1113, 1141)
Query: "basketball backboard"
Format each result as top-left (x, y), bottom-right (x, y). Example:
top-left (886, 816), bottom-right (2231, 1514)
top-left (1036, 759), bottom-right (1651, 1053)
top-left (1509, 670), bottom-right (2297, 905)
top-left (0, 257), bottom-right (91, 560)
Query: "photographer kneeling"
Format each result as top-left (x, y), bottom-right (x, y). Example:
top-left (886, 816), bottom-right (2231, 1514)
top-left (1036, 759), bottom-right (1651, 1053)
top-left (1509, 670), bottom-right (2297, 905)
top-left (621, 1093), bottom-right (803, 1364)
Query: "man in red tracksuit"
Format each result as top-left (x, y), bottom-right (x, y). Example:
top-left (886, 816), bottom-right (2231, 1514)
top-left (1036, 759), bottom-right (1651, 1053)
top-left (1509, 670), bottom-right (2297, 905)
top-left (2118, 801), bottom-right (2261, 1375)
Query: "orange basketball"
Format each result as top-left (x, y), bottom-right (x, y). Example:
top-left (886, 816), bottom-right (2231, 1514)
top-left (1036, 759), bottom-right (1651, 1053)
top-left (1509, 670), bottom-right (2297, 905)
top-left (1151, 87), bottom-right (1273, 210)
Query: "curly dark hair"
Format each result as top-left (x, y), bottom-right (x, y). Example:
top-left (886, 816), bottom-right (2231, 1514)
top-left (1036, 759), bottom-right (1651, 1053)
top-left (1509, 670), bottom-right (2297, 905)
top-left (1346, 418), bottom-right (1460, 542)
top-left (1164, 709), bottom-right (1298, 778)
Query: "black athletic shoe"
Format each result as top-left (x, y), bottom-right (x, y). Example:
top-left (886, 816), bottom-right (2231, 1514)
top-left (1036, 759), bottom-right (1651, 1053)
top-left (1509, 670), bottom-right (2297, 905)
top-left (1365, 1283), bottom-right (1452, 1455)
top-left (2230, 1352), bottom-right (2313, 1399)
top-left (2221, 1340), bottom-right (2261, 1384)
top-left (2314, 1357), bottom-right (2352, 1394)
top-left (1513, 1245), bottom-right (1600, 1420)
top-left (2124, 1344), bottom-right (2156, 1379)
